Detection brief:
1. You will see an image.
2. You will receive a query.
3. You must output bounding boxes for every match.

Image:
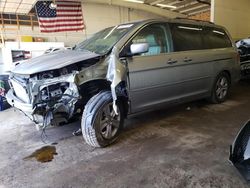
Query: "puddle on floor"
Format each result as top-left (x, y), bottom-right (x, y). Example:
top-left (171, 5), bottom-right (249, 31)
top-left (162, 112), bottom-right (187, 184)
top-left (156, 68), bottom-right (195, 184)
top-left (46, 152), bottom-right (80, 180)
top-left (24, 146), bottom-right (57, 163)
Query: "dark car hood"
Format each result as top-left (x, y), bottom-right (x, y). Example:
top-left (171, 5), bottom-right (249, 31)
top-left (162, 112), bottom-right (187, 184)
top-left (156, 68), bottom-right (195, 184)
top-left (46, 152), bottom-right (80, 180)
top-left (12, 50), bottom-right (100, 75)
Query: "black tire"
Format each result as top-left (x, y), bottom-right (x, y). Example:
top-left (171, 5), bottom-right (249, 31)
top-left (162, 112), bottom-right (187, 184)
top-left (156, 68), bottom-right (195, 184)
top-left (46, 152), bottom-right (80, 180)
top-left (210, 72), bottom-right (230, 104)
top-left (81, 91), bottom-right (124, 147)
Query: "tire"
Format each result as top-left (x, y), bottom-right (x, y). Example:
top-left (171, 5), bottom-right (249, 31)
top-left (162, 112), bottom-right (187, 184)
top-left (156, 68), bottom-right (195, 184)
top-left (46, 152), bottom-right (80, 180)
top-left (210, 72), bottom-right (230, 104)
top-left (81, 91), bottom-right (124, 147)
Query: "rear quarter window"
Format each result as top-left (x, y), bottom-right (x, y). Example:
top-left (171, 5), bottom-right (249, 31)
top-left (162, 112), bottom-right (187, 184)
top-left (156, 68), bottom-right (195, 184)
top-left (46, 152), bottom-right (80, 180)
top-left (203, 27), bottom-right (232, 49)
top-left (170, 23), bottom-right (204, 52)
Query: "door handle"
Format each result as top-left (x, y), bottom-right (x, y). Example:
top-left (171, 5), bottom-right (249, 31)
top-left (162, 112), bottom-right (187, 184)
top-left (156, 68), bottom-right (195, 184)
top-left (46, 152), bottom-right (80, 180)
top-left (167, 59), bottom-right (178, 65)
top-left (183, 57), bottom-right (192, 62)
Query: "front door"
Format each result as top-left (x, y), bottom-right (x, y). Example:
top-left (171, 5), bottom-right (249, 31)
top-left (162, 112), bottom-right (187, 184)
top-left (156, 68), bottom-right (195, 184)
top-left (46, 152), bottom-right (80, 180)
top-left (125, 23), bottom-right (185, 113)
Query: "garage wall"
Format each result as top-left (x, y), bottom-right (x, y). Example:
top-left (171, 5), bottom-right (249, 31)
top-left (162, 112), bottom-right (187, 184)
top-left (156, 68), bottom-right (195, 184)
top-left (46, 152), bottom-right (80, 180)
top-left (1, 3), bottom-right (162, 47)
top-left (188, 11), bottom-right (210, 21)
top-left (211, 0), bottom-right (250, 40)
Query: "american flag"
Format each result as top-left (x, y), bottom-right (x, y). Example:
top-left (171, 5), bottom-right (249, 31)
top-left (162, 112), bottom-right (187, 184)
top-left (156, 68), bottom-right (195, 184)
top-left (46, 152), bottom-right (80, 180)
top-left (35, 0), bottom-right (85, 33)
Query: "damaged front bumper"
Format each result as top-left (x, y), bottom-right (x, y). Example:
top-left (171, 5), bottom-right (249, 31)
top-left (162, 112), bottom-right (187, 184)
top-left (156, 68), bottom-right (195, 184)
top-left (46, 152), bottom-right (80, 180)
top-left (6, 88), bottom-right (34, 114)
top-left (6, 73), bottom-right (79, 126)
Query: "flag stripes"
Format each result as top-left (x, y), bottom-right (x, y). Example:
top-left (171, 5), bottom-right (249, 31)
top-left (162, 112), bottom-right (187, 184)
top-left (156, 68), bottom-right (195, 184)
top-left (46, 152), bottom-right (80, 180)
top-left (36, 0), bottom-right (85, 33)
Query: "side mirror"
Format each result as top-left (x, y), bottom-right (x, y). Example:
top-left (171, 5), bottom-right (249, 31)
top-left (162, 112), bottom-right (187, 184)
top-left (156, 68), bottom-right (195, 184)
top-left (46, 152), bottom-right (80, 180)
top-left (230, 120), bottom-right (250, 181)
top-left (130, 43), bottom-right (149, 56)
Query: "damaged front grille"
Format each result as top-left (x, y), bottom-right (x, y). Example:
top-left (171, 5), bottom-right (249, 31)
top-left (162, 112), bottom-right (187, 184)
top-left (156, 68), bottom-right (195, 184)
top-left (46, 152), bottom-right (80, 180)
top-left (39, 82), bottom-right (69, 102)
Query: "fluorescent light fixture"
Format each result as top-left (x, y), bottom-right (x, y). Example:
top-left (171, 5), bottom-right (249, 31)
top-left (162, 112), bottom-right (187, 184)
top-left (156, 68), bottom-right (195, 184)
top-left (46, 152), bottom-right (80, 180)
top-left (156, 3), bottom-right (177, 9)
top-left (124, 0), bottom-right (144, 3)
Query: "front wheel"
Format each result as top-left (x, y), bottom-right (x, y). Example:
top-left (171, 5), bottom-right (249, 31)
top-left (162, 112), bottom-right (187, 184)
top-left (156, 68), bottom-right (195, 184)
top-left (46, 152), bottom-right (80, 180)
top-left (210, 72), bottom-right (230, 104)
top-left (81, 91), bottom-right (124, 147)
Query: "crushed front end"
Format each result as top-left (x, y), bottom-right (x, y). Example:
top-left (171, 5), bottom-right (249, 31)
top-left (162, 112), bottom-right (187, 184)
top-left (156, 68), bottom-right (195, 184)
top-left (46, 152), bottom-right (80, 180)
top-left (7, 71), bottom-right (79, 128)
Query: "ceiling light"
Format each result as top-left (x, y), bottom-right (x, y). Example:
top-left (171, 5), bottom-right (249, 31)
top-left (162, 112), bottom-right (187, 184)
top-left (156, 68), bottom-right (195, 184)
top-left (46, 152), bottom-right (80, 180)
top-left (156, 3), bottom-right (177, 9)
top-left (124, 0), bottom-right (144, 4)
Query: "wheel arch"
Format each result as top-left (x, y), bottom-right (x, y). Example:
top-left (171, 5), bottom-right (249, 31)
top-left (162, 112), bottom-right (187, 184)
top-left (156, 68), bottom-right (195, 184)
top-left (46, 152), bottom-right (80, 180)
top-left (77, 79), bottom-right (129, 118)
top-left (115, 81), bottom-right (129, 118)
top-left (221, 70), bottom-right (231, 85)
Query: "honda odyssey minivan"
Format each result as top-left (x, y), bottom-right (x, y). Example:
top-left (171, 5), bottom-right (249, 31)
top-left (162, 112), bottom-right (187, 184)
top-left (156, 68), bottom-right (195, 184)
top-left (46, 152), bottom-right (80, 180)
top-left (6, 18), bottom-right (240, 147)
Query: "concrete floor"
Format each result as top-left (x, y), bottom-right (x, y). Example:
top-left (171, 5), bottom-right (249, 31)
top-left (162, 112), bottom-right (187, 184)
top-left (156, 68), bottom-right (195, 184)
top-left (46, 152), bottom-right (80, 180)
top-left (1, 81), bottom-right (250, 188)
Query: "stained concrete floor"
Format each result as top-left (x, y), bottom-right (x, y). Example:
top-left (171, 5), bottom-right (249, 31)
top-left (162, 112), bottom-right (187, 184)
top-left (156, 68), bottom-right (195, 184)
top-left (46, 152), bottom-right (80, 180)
top-left (1, 81), bottom-right (250, 188)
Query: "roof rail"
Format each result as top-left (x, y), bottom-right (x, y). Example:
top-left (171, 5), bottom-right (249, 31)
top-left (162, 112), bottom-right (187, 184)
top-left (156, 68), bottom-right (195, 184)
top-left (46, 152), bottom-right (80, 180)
top-left (175, 17), bottom-right (214, 25)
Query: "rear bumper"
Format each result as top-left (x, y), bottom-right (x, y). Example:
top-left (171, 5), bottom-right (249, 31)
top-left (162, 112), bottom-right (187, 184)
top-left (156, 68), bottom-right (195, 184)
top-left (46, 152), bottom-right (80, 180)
top-left (6, 89), bottom-right (33, 114)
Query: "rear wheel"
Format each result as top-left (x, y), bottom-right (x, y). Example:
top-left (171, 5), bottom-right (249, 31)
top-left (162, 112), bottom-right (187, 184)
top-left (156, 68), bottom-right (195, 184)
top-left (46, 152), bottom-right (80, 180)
top-left (81, 91), bottom-right (124, 147)
top-left (210, 72), bottom-right (230, 103)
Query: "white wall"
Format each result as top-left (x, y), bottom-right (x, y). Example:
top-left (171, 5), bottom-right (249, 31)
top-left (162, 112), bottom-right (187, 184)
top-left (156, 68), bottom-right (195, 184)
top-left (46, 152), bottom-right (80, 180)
top-left (1, 3), bottom-right (162, 47)
top-left (211, 0), bottom-right (250, 40)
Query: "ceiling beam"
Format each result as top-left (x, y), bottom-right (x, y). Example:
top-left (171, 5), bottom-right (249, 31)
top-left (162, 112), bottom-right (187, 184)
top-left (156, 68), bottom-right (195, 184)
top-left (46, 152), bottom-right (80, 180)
top-left (150, 0), bottom-right (165, 5)
top-left (187, 7), bottom-right (210, 15)
top-left (179, 4), bottom-right (208, 13)
top-left (174, 1), bottom-right (198, 10)
top-left (82, 0), bottom-right (186, 18)
top-left (197, 0), bottom-right (211, 5)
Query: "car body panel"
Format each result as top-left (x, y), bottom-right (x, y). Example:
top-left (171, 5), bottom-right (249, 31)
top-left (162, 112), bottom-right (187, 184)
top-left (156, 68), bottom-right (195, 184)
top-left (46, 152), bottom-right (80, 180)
top-left (128, 53), bottom-right (183, 112)
top-left (12, 50), bottom-right (100, 75)
top-left (6, 18), bottom-right (240, 127)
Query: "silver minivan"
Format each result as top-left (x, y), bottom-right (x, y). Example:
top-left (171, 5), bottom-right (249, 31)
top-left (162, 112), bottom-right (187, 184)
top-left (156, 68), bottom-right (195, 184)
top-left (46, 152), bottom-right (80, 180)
top-left (6, 19), bottom-right (240, 147)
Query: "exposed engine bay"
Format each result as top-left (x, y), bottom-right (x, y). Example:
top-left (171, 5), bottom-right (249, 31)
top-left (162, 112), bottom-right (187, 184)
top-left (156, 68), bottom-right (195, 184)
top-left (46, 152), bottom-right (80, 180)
top-left (7, 55), bottom-right (109, 129)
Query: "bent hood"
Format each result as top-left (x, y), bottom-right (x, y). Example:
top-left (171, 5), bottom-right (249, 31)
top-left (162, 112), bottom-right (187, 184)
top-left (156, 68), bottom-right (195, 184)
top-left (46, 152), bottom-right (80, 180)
top-left (12, 50), bottom-right (100, 75)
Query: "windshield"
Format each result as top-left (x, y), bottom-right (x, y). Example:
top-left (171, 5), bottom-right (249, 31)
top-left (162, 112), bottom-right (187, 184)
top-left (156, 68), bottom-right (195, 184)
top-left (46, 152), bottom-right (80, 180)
top-left (75, 24), bottom-right (135, 55)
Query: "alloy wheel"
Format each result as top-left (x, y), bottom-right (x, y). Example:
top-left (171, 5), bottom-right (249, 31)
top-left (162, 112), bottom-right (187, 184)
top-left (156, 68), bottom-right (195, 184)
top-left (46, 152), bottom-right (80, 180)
top-left (98, 103), bottom-right (121, 139)
top-left (216, 76), bottom-right (228, 100)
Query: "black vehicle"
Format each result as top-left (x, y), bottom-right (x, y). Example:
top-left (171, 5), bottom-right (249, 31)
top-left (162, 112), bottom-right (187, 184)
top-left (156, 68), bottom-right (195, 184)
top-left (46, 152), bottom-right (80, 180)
top-left (230, 120), bottom-right (250, 181)
top-left (236, 39), bottom-right (250, 78)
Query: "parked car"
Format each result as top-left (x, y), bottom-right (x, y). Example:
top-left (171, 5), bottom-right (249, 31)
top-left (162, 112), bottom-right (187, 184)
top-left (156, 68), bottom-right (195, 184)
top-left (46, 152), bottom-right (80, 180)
top-left (236, 38), bottom-right (250, 58)
top-left (11, 50), bottom-right (31, 62)
top-left (230, 120), bottom-right (250, 181)
top-left (6, 19), bottom-right (240, 147)
top-left (236, 38), bottom-right (250, 78)
top-left (0, 74), bottom-right (11, 111)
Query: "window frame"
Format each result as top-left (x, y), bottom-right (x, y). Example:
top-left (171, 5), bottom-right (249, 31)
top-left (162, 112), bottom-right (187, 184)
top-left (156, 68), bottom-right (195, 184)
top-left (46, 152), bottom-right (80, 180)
top-left (120, 22), bottom-right (173, 57)
top-left (170, 23), bottom-right (205, 52)
top-left (202, 26), bottom-right (233, 49)
top-left (0, 13), bottom-right (39, 29)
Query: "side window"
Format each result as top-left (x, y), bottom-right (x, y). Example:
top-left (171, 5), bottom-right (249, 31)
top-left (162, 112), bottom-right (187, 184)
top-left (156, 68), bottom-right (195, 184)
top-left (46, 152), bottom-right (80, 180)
top-left (170, 23), bottom-right (204, 52)
top-left (131, 23), bottom-right (171, 56)
top-left (203, 27), bottom-right (232, 49)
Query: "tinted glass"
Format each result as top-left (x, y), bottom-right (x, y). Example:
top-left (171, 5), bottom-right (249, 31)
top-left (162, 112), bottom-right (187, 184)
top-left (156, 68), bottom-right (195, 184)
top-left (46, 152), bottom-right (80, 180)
top-left (132, 23), bottom-right (171, 56)
top-left (171, 23), bottom-right (203, 52)
top-left (203, 27), bottom-right (232, 49)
